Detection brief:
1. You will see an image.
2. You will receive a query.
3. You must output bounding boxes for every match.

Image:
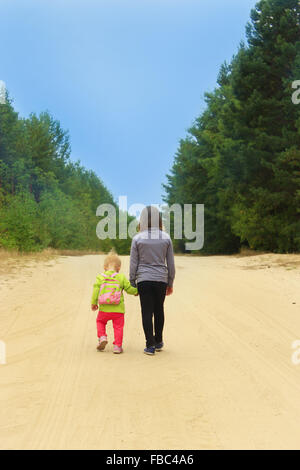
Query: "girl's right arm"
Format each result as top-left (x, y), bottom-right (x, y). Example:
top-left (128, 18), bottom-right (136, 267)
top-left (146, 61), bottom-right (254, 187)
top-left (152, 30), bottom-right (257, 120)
top-left (91, 275), bottom-right (102, 307)
top-left (129, 238), bottom-right (139, 287)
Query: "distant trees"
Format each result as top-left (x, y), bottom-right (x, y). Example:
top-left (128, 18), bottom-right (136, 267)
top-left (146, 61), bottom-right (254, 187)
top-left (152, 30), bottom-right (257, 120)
top-left (0, 97), bottom-right (133, 252)
top-left (164, 0), bottom-right (300, 254)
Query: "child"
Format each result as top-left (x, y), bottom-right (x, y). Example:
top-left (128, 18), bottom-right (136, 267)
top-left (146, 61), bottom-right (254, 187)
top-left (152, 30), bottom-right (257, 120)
top-left (91, 250), bottom-right (138, 354)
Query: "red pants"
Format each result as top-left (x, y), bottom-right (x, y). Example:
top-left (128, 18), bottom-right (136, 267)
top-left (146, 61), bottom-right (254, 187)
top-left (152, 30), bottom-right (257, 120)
top-left (97, 311), bottom-right (125, 347)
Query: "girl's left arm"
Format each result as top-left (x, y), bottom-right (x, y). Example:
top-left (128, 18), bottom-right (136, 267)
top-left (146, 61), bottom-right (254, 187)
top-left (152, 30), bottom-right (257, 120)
top-left (122, 276), bottom-right (138, 296)
top-left (166, 239), bottom-right (176, 288)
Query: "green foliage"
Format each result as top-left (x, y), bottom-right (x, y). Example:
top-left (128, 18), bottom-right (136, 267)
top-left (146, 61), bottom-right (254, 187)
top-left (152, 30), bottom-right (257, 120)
top-left (0, 191), bottom-right (39, 251)
top-left (164, 0), bottom-right (300, 254)
top-left (0, 97), bottom-right (133, 253)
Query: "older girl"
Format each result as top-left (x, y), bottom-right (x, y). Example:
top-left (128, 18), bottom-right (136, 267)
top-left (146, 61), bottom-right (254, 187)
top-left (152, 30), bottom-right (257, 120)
top-left (130, 206), bottom-right (175, 355)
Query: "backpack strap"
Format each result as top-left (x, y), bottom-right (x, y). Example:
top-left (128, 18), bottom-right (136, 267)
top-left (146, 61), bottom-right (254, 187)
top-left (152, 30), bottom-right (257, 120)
top-left (101, 272), bottom-right (118, 278)
top-left (100, 272), bottom-right (123, 292)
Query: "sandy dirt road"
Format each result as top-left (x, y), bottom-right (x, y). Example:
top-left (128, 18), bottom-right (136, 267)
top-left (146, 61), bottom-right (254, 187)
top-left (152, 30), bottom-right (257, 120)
top-left (1, 253), bottom-right (300, 450)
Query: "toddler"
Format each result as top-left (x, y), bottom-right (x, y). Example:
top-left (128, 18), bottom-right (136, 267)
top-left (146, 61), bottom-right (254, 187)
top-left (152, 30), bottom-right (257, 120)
top-left (91, 250), bottom-right (138, 354)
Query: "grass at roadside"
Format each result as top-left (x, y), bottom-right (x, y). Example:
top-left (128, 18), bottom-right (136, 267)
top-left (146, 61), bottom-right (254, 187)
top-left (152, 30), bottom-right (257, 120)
top-left (0, 248), bottom-right (104, 277)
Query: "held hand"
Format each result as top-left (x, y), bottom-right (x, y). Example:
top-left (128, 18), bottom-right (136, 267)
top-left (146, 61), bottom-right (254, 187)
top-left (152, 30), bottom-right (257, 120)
top-left (91, 304), bottom-right (98, 311)
top-left (166, 287), bottom-right (173, 296)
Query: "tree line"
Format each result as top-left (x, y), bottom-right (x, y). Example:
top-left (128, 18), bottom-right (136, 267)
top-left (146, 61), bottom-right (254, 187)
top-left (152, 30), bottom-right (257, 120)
top-left (1, 0), bottom-right (300, 255)
top-left (164, 0), bottom-right (300, 254)
top-left (0, 98), bottom-right (133, 253)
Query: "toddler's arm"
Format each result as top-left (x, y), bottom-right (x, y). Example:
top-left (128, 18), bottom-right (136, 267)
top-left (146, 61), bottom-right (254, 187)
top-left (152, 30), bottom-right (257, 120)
top-left (122, 275), bottom-right (138, 296)
top-left (91, 275), bottom-right (102, 308)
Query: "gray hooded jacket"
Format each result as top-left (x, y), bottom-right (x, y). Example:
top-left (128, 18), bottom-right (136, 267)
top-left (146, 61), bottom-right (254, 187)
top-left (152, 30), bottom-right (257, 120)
top-left (129, 227), bottom-right (175, 288)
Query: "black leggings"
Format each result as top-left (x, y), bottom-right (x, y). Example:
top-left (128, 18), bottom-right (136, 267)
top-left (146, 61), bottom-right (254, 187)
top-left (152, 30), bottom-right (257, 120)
top-left (137, 281), bottom-right (168, 348)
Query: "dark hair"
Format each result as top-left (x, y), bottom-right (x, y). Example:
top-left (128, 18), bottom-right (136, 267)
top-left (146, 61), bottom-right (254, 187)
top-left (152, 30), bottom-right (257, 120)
top-left (138, 205), bottom-right (163, 231)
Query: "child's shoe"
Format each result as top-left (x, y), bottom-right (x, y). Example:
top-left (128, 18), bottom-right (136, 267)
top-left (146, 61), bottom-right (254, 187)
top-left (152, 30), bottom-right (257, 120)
top-left (155, 342), bottom-right (164, 352)
top-left (144, 346), bottom-right (155, 355)
top-left (97, 336), bottom-right (108, 351)
top-left (113, 345), bottom-right (123, 354)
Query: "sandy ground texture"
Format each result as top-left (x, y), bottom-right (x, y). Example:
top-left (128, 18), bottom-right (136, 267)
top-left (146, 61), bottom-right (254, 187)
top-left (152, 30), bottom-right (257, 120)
top-left (1, 253), bottom-right (300, 450)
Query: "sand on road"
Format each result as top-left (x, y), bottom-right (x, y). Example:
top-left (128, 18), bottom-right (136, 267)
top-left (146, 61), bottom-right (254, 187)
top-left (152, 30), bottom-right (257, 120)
top-left (1, 253), bottom-right (300, 450)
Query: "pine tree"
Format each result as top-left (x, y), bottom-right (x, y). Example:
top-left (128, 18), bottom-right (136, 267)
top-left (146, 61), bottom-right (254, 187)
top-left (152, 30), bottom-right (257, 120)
top-left (164, 0), bottom-right (300, 253)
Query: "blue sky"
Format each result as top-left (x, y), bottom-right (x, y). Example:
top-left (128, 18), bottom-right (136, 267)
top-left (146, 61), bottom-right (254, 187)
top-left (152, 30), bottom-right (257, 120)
top-left (1, 0), bottom-right (257, 209)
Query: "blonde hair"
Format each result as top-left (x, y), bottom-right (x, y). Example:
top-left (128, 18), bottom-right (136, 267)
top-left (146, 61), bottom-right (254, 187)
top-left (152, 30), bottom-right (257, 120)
top-left (104, 249), bottom-right (121, 272)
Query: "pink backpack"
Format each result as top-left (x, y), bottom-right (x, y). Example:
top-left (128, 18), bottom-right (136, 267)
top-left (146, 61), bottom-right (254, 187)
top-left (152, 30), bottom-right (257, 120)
top-left (98, 272), bottom-right (122, 306)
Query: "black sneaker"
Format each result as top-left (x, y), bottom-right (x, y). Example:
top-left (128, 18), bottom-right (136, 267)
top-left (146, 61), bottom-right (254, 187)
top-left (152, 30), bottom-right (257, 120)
top-left (144, 346), bottom-right (155, 355)
top-left (155, 342), bottom-right (164, 352)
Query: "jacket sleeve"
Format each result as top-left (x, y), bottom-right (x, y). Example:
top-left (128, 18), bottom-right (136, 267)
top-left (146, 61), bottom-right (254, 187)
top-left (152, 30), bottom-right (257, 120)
top-left (129, 237), bottom-right (139, 287)
top-left (91, 275), bottom-right (102, 305)
top-left (166, 239), bottom-right (176, 288)
top-left (122, 275), bottom-right (138, 296)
